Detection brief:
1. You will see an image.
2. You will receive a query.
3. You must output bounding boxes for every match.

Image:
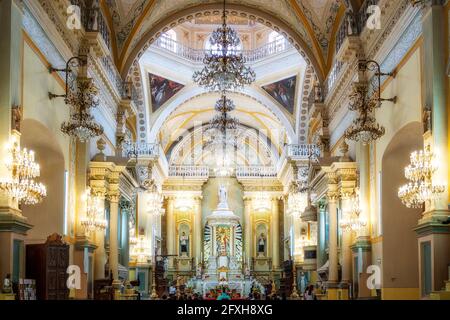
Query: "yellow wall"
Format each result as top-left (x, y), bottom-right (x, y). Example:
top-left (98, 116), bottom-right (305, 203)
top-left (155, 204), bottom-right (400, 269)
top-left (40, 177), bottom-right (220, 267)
top-left (21, 37), bottom-right (75, 244)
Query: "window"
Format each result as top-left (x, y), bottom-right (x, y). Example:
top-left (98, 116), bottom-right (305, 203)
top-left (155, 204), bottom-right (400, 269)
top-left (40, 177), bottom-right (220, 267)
top-left (160, 29), bottom-right (177, 52)
top-left (267, 31), bottom-right (286, 53)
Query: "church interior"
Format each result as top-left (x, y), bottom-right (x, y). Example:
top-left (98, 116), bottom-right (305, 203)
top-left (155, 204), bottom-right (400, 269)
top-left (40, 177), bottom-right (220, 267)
top-left (0, 0), bottom-right (449, 301)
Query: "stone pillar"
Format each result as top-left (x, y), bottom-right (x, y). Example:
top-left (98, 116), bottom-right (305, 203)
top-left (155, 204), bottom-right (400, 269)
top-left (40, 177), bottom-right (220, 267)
top-left (355, 143), bottom-right (372, 298)
top-left (108, 192), bottom-right (120, 281)
top-left (0, 0), bottom-right (32, 284)
top-left (244, 198), bottom-right (252, 266)
top-left (415, 2), bottom-right (450, 296)
top-left (339, 194), bottom-right (353, 300)
top-left (166, 198), bottom-right (175, 269)
top-left (271, 198), bottom-right (280, 269)
top-left (326, 172), bottom-right (339, 299)
top-left (194, 198), bottom-right (202, 264)
top-left (317, 201), bottom-right (327, 268)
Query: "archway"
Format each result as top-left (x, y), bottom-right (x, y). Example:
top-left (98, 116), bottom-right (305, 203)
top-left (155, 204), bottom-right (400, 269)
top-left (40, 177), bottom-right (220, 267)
top-left (20, 119), bottom-right (66, 244)
top-left (381, 121), bottom-right (423, 300)
top-left (120, 3), bottom-right (324, 81)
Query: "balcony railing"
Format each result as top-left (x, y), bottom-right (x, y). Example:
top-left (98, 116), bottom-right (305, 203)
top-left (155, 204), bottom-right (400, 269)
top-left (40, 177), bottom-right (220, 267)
top-left (153, 36), bottom-right (293, 64)
top-left (235, 166), bottom-right (277, 178)
top-left (70, 1), bottom-right (111, 51)
top-left (285, 144), bottom-right (321, 160)
top-left (122, 142), bottom-right (160, 159)
top-left (168, 165), bottom-right (209, 178)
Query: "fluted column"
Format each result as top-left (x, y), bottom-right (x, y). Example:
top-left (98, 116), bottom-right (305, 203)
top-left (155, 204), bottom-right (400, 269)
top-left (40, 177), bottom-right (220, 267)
top-left (194, 198), bottom-right (202, 264)
top-left (244, 198), bottom-right (252, 266)
top-left (317, 202), bottom-right (327, 268)
top-left (93, 192), bottom-right (106, 280)
top-left (166, 198), bottom-right (175, 269)
top-left (271, 198), bottom-right (280, 269)
top-left (340, 194), bottom-right (353, 293)
top-left (327, 192), bottom-right (339, 284)
top-left (108, 191), bottom-right (120, 281)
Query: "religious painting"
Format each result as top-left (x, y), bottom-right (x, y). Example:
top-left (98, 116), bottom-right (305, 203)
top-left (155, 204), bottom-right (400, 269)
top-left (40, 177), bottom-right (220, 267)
top-left (262, 76), bottom-right (297, 114)
top-left (148, 73), bottom-right (184, 112)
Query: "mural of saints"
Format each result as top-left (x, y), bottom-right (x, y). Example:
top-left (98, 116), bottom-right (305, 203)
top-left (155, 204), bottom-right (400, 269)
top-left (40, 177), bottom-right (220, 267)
top-left (262, 76), bottom-right (297, 114)
top-left (148, 73), bottom-right (184, 112)
top-left (216, 227), bottom-right (231, 256)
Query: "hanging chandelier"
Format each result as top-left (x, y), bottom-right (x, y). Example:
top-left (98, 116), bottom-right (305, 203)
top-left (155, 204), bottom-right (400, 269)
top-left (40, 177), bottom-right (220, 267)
top-left (287, 181), bottom-right (307, 217)
top-left (345, 60), bottom-right (396, 145)
top-left (49, 57), bottom-right (104, 142)
top-left (340, 189), bottom-right (367, 232)
top-left (0, 137), bottom-right (47, 205)
top-left (130, 235), bottom-right (151, 264)
top-left (344, 82), bottom-right (385, 145)
top-left (145, 180), bottom-right (165, 216)
top-left (192, 0), bottom-right (255, 92)
top-left (80, 188), bottom-right (107, 233)
top-left (61, 78), bottom-right (104, 142)
top-left (398, 145), bottom-right (445, 208)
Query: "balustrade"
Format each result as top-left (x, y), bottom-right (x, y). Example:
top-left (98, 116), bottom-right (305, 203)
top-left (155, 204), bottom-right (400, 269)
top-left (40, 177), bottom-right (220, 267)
top-left (152, 36), bottom-right (293, 63)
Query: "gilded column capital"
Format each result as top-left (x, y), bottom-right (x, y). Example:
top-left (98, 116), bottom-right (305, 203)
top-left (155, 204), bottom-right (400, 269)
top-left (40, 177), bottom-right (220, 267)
top-left (327, 191), bottom-right (340, 203)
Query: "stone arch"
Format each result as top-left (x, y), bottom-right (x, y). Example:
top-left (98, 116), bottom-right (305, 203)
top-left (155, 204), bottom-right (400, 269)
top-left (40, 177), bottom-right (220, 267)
top-left (381, 121), bottom-right (422, 299)
top-left (120, 4), bottom-right (324, 81)
top-left (21, 119), bottom-right (66, 244)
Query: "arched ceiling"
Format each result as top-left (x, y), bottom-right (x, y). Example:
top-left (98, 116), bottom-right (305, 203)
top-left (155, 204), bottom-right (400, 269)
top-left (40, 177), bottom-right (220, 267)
top-left (157, 92), bottom-right (289, 157)
top-left (102, 0), bottom-right (353, 79)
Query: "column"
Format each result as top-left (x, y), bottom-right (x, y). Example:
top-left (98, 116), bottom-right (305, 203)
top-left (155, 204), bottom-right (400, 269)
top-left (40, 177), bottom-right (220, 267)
top-left (326, 183), bottom-right (339, 300)
top-left (94, 226), bottom-right (106, 280)
top-left (355, 143), bottom-right (372, 298)
top-left (194, 198), bottom-right (202, 264)
top-left (415, 2), bottom-right (450, 296)
top-left (340, 194), bottom-right (353, 300)
top-left (271, 198), bottom-right (280, 269)
top-left (108, 191), bottom-right (120, 281)
top-left (166, 198), bottom-right (175, 269)
top-left (0, 0), bottom-right (32, 284)
top-left (317, 202), bottom-right (327, 268)
top-left (244, 198), bottom-right (252, 267)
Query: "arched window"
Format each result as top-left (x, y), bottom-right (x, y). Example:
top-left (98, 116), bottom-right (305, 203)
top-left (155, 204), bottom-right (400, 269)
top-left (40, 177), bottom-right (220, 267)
top-left (160, 29), bottom-right (177, 52)
top-left (267, 31), bottom-right (286, 53)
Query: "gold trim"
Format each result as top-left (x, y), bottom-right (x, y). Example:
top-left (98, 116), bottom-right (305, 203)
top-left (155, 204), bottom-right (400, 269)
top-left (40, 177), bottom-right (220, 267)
top-left (118, 0), bottom-right (158, 70)
top-left (288, 0), bottom-right (326, 77)
top-left (326, 4), bottom-right (346, 76)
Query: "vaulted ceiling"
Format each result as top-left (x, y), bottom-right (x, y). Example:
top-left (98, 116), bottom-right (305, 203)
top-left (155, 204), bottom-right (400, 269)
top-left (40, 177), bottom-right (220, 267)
top-left (101, 0), bottom-right (362, 80)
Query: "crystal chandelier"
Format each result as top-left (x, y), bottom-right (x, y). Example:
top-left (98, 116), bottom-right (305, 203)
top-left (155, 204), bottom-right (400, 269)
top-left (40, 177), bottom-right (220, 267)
top-left (130, 235), bottom-right (151, 264)
top-left (0, 137), bottom-right (47, 205)
top-left (287, 181), bottom-right (307, 217)
top-left (340, 189), bottom-right (367, 232)
top-left (80, 188), bottom-right (107, 233)
top-left (344, 83), bottom-right (385, 145)
top-left (49, 57), bottom-right (104, 142)
top-left (192, 0), bottom-right (255, 92)
top-left (345, 60), bottom-right (396, 145)
top-left (61, 78), bottom-right (104, 142)
top-left (145, 180), bottom-right (165, 216)
top-left (398, 145), bottom-right (445, 208)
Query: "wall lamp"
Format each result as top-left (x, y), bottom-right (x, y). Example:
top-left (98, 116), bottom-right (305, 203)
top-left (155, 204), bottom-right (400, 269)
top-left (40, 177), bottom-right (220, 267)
top-left (48, 55), bottom-right (87, 101)
top-left (358, 59), bottom-right (397, 105)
